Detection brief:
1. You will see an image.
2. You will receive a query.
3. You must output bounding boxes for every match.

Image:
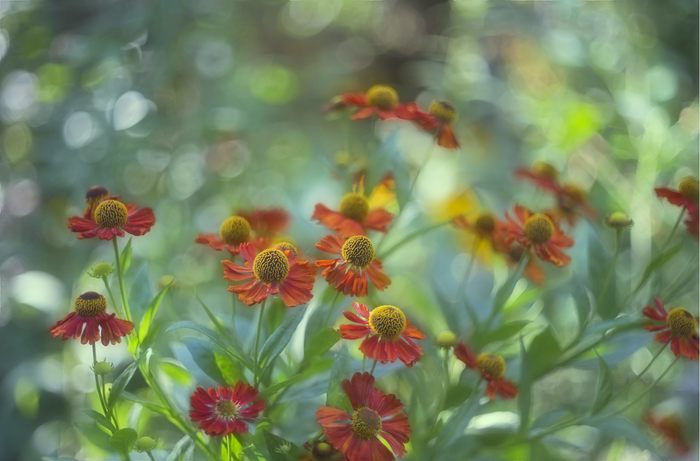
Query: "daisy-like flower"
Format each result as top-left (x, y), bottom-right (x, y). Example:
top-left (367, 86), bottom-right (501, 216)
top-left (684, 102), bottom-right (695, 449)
top-left (397, 101), bottom-right (460, 149)
top-left (325, 85), bottom-right (401, 121)
top-left (189, 382), bottom-right (265, 436)
top-left (514, 161), bottom-right (560, 194)
top-left (68, 189), bottom-right (155, 240)
top-left (315, 235), bottom-right (390, 296)
top-left (316, 372), bottom-right (410, 461)
top-left (312, 175), bottom-right (396, 237)
top-left (222, 242), bottom-right (315, 307)
top-left (196, 208), bottom-right (290, 255)
top-left (452, 210), bottom-right (501, 263)
top-left (455, 342), bottom-right (518, 400)
top-left (500, 205), bottom-right (574, 267)
top-left (645, 413), bottom-right (690, 455)
top-left (49, 292), bottom-right (133, 345)
top-left (642, 298), bottom-right (699, 360)
top-left (339, 302), bottom-right (424, 367)
top-left (655, 176), bottom-right (699, 239)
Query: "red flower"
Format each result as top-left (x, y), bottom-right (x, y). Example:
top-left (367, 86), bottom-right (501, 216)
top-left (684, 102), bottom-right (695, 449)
top-left (643, 298), bottom-right (699, 360)
top-left (68, 189), bottom-right (155, 240)
top-left (655, 176), bottom-right (699, 239)
top-left (49, 292), bottom-right (133, 346)
top-left (315, 235), bottom-right (390, 297)
top-left (223, 242), bottom-right (315, 307)
top-left (196, 208), bottom-right (290, 255)
top-left (312, 175), bottom-right (396, 237)
top-left (189, 382), bottom-right (264, 437)
top-left (325, 85), bottom-right (401, 121)
top-left (316, 372), bottom-right (410, 461)
top-left (514, 162), bottom-right (560, 195)
top-left (500, 205), bottom-right (574, 267)
top-left (645, 413), bottom-right (690, 455)
top-left (396, 101), bottom-right (460, 149)
top-left (454, 342), bottom-right (518, 400)
top-left (339, 302), bottom-right (424, 367)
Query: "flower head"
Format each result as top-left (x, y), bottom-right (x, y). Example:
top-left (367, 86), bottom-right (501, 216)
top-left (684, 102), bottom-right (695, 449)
top-left (339, 302), bottom-right (424, 367)
top-left (514, 162), bottom-right (560, 194)
top-left (49, 292), bottom-right (133, 345)
top-left (189, 383), bottom-right (264, 436)
top-left (223, 243), bottom-right (315, 307)
top-left (68, 189), bottom-right (155, 240)
top-left (655, 176), bottom-right (699, 239)
top-left (325, 85), bottom-right (401, 121)
top-left (196, 208), bottom-right (290, 256)
top-left (645, 412), bottom-right (690, 455)
top-left (643, 298), bottom-right (699, 360)
top-left (316, 372), bottom-right (410, 461)
top-left (500, 205), bottom-right (574, 267)
top-left (315, 235), bottom-right (390, 296)
top-left (494, 240), bottom-right (546, 285)
top-left (313, 175), bottom-right (396, 237)
top-left (395, 101), bottom-right (460, 149)
top-left (454, 342), bottom-right (518, 400)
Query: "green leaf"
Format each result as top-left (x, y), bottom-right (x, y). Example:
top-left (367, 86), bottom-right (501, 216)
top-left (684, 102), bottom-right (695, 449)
top-left (518, 336), bottom-right (532, 431)
top-left (528, 327), bottom-right (562, 379)
top-left (259, 307), bottom-right (306, 369)
top-left (634, 243), bottom-right (682, 293)
top-left (107, 361), bottom-right (138, 409)
top-left (262, 431), bottom-right (303, 461)
top-left (590, 355), bottom-right (613, 414)
top-left (167, 320), bottom-right (253, 370)
top-left (119, 238), bottom-right (133, 273)
top-left (301, 328), bottom-right (340, 368)
top-left (83, 409), bottom-right (115, 433)
top-left (167, 435), bottom-right (193, 461)
top-left (159, 359), bottom-right (192, 385)
top-left (491, 256), bottom-right (529, 319)
top-left (584, 415), bottom-right (656, 452)
top-left (434, 387), bottom-right (481, 450)
top-left (215, 352), bottom-right (245, 384)
top-left (303, 288), bottom-right (342, 350)
top-left (121, 392), bottom-right (170, 415)
top-left (110, 428), bottom-right (137, 454)
top-left (138, 283), bottom-right (172, 346)
top-left (180, 338), bottom-right (225, 383)
top-left (474, 320), bottom-right (530, 347)
top-left (262, 358), bottom-right (334, 398)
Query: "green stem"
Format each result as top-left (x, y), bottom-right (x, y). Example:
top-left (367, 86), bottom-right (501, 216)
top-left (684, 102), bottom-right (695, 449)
top-left (661, 206), bottom-right (686, 251)
top-left (599, 230), bottom-right (621, 306)
top-left (112, 238), bottom-right (131, 322)
top-left (610, 356), bottom-right (679, 416)
top-left (379, 221), bottom-right (450, 259)
top-left (369, 359), bottom-right (378, 376)
top-left (484, 254), bottom-right (529, 329)
top-left (626, 342), bottom-right (668, 389)
top-left (101, 276), bottom-right (122, 318)
top-left (253, 300), bottom-right (267, 386)
top-left (146, 452), bottom-right (156, 461)
top-left (91, 343), bottom-right (118, 430)
top-left (323, 291), bottom-right (343, 328)
top-left (454, 240), bottom-right (480, 326)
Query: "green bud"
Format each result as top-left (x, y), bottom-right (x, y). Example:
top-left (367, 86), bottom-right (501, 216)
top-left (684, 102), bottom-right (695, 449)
top-left (436, 331), bottom-right (458, 348)
top-left (93, 361), bottom-right (113, 376)
top-left (88, 261), bottom-right (114, 278)
top-left (135, 436), bottom-right (157, 452)
top-left (605, 211), bottom-right (633, 230)
top-left (159, 274), bottom-right (176, 289)
top-left (313, 441), bottom-right (334, 457)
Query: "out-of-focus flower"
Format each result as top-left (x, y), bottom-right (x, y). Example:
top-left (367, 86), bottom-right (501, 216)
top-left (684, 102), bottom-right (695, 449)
top-left (312, 175), bottom-right (396, 237)
top-left (325, 85), bottom-right (401, 121)
top-left (500, 205), bottom-right (574, 267)
top-left (655, 176), bottom-right (699, 239)
top-left (494, 240), bottom-right (546, 285)
top-left (436, 331), bottom-right (458, 349)
top-left (189, 383), bottom-right (264, 436)
top-left (196, 208), bottom-right (290, 256)
top-left (396, 101), bottom-right (460, 149)
top-left (299, 441), bottom-right (345, 461)
top-left (316, 372), bottom-right (410, 461)
top-left (68, 188), bottom-right (155, 240)
top-left (222, 243), bottom-right (315, 307)
top-left (452, 210), bottom-right (502, 265)
top-left (49, 292), bottom-right (133, 345)
top-left (454, 342), bottom-right (518, 400)
top-left (645, 413), bottom-right (690, 455)
top-left (315, 235), bottom-right (390, 296)
top-left (605, 211), bottom-right (634, 230)
top-left (643, 298), bottom-right (699, 360)
top-left (339, 302), bottom-right (424, 367)
top-left (514, 162), bottom-right (560, 194)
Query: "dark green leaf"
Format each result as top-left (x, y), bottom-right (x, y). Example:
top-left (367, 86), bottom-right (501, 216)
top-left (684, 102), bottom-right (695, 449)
top-left (518, 336), bottom-right (532, 431)
top-left (474, 320), bottom-right (530, 347)
top-left (119, 238), bottom-right (133, 273)
top-left (110, 428), bottom-right (137, 454)
top-left (302, 328), bottom-right (340, 368)
top-left (584, 415), bottom-right (656, 452)
top-left (590, 355), bottom-right (613, 414)
top-left (490, 255), bottom-right (529, 320)
top-left (167, 320), bottom-right (253, 370)
top-left (634, 243), bottom-right (682, 293)
top-left (528, 327), bottom-right (562, 379)
top-left (434, 386), bottom-right (481, 449)
top-left (107, 361), bottom-right (138, 409)
top-left (215, 352), bottom-right (245, 384)
top-left (263, 431), bottom-right (303, 461)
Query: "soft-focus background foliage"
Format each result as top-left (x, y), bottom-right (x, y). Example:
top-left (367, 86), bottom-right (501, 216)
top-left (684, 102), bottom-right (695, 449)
top-left (0, 1), bottom-right (698, 460)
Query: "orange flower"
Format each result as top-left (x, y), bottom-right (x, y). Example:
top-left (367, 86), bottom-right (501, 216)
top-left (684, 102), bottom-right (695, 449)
top-left (396, 101), bottom-right (460, 149)
top-left (68, 188), bottom-right (155, 240)
top-left (315, 235), bottom-right (390, 297)
top-left (196, 208), bottom-right (290, 256)
top-left (312, 175), bottom-right (396, 237)
top-left (222, 242), bottom-right (315, 307)
top-left (454, 342), bottom-right (518, 400)
top-left (339, 302), bottom-right (424, 367)
top-left (514, 162), bottom-right (560, 194)
top-left (452, 211), bottom-right (501, 259)
top-left (500, 205), bottom-right (574, 267)
top-left (655, 176), bottom-right (699, 239)
top-left (645, 413), bottom-right (690, 455)
top-left (643, 298), bottom-right (699, 360)
top-left (325, 85), bottom-right (401, 121)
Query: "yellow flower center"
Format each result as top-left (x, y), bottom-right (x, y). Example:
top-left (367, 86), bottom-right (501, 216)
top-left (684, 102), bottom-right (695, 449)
top-left (341, 235), bottom-right (375, 268)
top-left (74, 291), bottom-right (107, 317)
top-left (476, 353), bottom-right (506, 379)
top-left (253, 249), bottom-right (289, 284)
top-left (532, 161), bottom-right (558, 180)
top-left (666, 308), bottom-right (697, 339)
top-left (366, 85), bottom-right (398, 111)
top-left (368, 305), bottom-right (407, 340)
top-left (219, 216), bottom-right (252, 245)
top-left (524, 214), bottom-right (554, 244)
top-left (428, 100), bottom-right (457, 124)
top-left (351, 407), bottom-right (382, 439)
top-left (679, 176), bottom-right (699, 203)
top-left (214, 400), bottom-right (240, 419)
top-left (93, 199), bottom-right (128, 229)
top-left (339, 193), bottom-right (370, 222)
top-left (474, 212), bottom-right (496, 237)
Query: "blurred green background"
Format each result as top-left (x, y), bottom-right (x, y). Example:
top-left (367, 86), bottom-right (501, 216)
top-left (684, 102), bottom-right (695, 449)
top-left (0, 1), bottom-right (698, 460)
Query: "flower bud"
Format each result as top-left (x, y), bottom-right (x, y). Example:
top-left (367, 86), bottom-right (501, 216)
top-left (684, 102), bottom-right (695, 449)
top-left (135, 436), bottom-right (157, 452)
top-left (88, 262), bottom-right (114, 278)
top-left (436, 331), bottom-right (458, 349)
top-left (93, 361), bottom-right (113, 376)
top-left (605, 211), bottom-right (633, 230)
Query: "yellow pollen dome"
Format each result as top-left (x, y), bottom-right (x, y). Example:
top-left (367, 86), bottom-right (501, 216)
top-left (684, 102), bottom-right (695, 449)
top-left (679, 176), bottom-right (699, 203)
top-left (666, 308), bottom-right (698, 339)
top-left (368, 305), bottom-right (407, 340)
top-left (351, 407), bottom-right (382, 439)
top-left (366, 85), bottom-right (398, 111)
top-left (339, 192), bottom-right (370, 222)
top-left (74, 291), bottom-right (107, 317)
top-left (524, 214), bottom-right (554, 244)
top-left (219, 216), bottom-right (252, 245)
top-left (341, 235), bottom-right (375, 268)
top-left (253, 249), bottom-right (289, 284)
top-left (428, 101), bottom-right (457, 124)
top-left (214, 400), bottom-right (240, 419)
top-left (94, 199), bottom-right (128, 228)
top-left (532, 161), bottom-right (558, 180)
top-left (474, 212), bottom-right (496, 237)
top-left (477, 353), bottom-right (506, 379)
